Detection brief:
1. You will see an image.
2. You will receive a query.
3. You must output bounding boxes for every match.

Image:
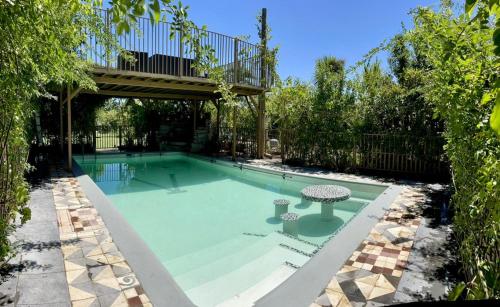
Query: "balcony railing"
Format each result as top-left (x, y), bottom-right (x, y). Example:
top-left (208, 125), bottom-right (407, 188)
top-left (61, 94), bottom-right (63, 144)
top-left (84, 9), bottom-right (270, 89)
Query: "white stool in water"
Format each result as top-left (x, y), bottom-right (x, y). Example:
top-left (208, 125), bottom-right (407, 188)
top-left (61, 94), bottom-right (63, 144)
top-left (273, 199), bottom-right (290, 219)
top-left (281, 212), bottom-right (299, 237)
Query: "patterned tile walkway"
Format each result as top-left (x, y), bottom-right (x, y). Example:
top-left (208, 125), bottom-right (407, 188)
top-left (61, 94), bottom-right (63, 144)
top-left (310, 187), bottom-right (424, 307)
top-left (50, 164), bottom-right (152, 307)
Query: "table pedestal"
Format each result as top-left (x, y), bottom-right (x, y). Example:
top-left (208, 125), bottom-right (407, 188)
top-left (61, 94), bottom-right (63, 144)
top-left (299, 199), bottom-right (312, 208)
top-left (321, 203), bottom-right (334, 220)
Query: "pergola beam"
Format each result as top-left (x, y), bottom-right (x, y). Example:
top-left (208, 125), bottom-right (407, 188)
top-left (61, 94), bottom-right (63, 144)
top-left (93, 76), bottom-right (216, 93)
top-left (81, 89), bottom-right (212, 101)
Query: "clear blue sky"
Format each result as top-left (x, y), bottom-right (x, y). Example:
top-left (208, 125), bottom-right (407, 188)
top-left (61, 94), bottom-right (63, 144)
top-left (183, 0), bottom-right (439, 82)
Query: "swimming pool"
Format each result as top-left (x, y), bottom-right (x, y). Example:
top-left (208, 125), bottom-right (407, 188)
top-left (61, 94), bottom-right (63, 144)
top-left (75, 153), bottom-right (387, 306)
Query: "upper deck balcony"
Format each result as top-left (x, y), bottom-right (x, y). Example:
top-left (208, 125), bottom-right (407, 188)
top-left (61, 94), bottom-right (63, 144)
top-left (82, 9), bottom-right (270, 100)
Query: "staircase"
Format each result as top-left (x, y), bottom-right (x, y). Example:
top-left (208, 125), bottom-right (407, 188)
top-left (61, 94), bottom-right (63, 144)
top-left (163, 232), bottom-right (319, 307)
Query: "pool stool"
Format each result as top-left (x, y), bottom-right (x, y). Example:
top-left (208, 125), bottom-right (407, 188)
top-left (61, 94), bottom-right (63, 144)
top-left (281, 212), bottom-right (300, 237)
top-left (273, 199), bottom-right (290, 219)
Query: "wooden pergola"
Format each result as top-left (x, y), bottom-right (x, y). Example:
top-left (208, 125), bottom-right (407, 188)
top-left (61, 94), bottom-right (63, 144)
top-left (60, 8), bottom-right (269, 170)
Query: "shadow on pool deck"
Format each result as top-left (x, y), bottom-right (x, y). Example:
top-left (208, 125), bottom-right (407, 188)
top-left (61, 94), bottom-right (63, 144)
top-left (0, 159), bottom-right (71, 306)
top-left (394, 184), bottom-right (460, 302)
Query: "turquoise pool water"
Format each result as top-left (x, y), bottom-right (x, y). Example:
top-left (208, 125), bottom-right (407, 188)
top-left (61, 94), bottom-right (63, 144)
top-left (75, 153), bottom-right (386, 306)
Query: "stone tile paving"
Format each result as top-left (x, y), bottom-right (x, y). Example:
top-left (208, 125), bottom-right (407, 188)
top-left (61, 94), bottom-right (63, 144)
top-left (50, 164), bottom-right (152, 307)
top-left (0, 175), bottom-right (71, 306)
top-left (310, 188), bottom-right (423, 307)
top-left (243, 158), bottom-right (451, 306)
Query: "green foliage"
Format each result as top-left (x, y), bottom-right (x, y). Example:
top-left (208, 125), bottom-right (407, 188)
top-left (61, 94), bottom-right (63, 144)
top-left (351, 61), bottom-right (402, 133)
top-left (0, 0), bottom-right (197, 262)
top-left (407, 2), bottom-right (499, 299)
top-left (109, 0), bottom-right (193, 35)
top-left (268, 2), bottom-right (497, 297)
top-left (463, 0), bottom-right (500, 133)
top-left (267, 44), bottom-right (442, 168)
top-left (310, 56), bottom-right (355, 133)
top-left (0, 0), bottom-right (102, 261)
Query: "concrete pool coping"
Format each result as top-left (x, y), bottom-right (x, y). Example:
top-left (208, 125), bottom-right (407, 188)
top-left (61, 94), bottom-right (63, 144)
top-left (73, 161), bottom-right (196, 307)
top-left (72, 153), bottom-right (402, 307)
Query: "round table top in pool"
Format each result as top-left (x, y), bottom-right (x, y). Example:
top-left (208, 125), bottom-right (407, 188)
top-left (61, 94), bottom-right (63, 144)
top-left (300, 185), bottom-right (351, 204)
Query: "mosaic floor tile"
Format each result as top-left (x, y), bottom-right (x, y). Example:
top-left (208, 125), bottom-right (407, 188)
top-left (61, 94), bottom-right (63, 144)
top-left (117, 273), bottom-right (141, 290)
top-left (111, 261), bottom-right (133, 277)
top-left (62, 245), bottom-right (85, 260)
top-left (312, 187), bottom-right (424, 306)
top-left (105, 251), bottom-right (125, 264)
top-left (65, 258), bottom-right (87, 272)
top-left (67, 268), bottom-right (91, 285)
top-left (86, 253), bottom-right (109, 265)
top-left (50, 165), bottom-right (151, 306)
top-left (82, 245), bottom-right (103, 257)
top-left (98, 292), bottom-right (128, 306)
top-left (354, 274), bottom-right (396, 300)
top-left (72, 297), bottom-right (100, 307)
top-left (89, 264), bottom-right (115, 281)
top-left (93, 277), bottom-right (121, 296)
top-left (101, 242), bottom-right (119, 254)
top-left (69, 282), bottom-right (96, 301)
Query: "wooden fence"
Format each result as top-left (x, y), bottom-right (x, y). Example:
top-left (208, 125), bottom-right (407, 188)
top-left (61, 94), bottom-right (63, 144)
top-left (275, 130), bottom-right (448, 177)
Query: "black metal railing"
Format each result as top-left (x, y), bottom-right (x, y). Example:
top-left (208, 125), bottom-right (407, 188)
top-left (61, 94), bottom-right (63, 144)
top-left (219, 125), bottom-right (257, 157)
top-left (84, 9), bottom-right (270, 88)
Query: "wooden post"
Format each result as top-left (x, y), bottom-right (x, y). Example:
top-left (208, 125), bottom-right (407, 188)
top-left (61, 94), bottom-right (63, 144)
top-left (67, 86), bottom-right (72, 170)
top-left (280, 128), bottom-right (285, 162)
top-left (59, 90), bottom-right (64, 153)
top-left (179, 31), bottom-right (184, 77)
top-left (193, 101), bottom-right (197, 134)
top-left (215, 99), bottom-right (221, 151)
top-left (232, 105), bottom-right (237, 161)
top-left (233, 38), bottom-right (239, 84)
top-left (257, 8), bottom-right (268, 159)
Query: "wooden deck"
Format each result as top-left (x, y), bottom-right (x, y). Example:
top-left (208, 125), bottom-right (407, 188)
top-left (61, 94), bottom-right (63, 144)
top-left (61, 8), bottom-right (270, 170)
top-left (78, 9), bottom-right (269, 100)
top-left (82, 67), bottom-right (265, 101)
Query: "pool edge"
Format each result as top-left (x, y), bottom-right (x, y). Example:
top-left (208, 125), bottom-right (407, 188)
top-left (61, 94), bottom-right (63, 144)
top-left (254, 184), bottom-right (402, 307)
top-left (72, 159), bottom-right (196, 307)
top-left (73, 154), bottom-right (402, 307)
